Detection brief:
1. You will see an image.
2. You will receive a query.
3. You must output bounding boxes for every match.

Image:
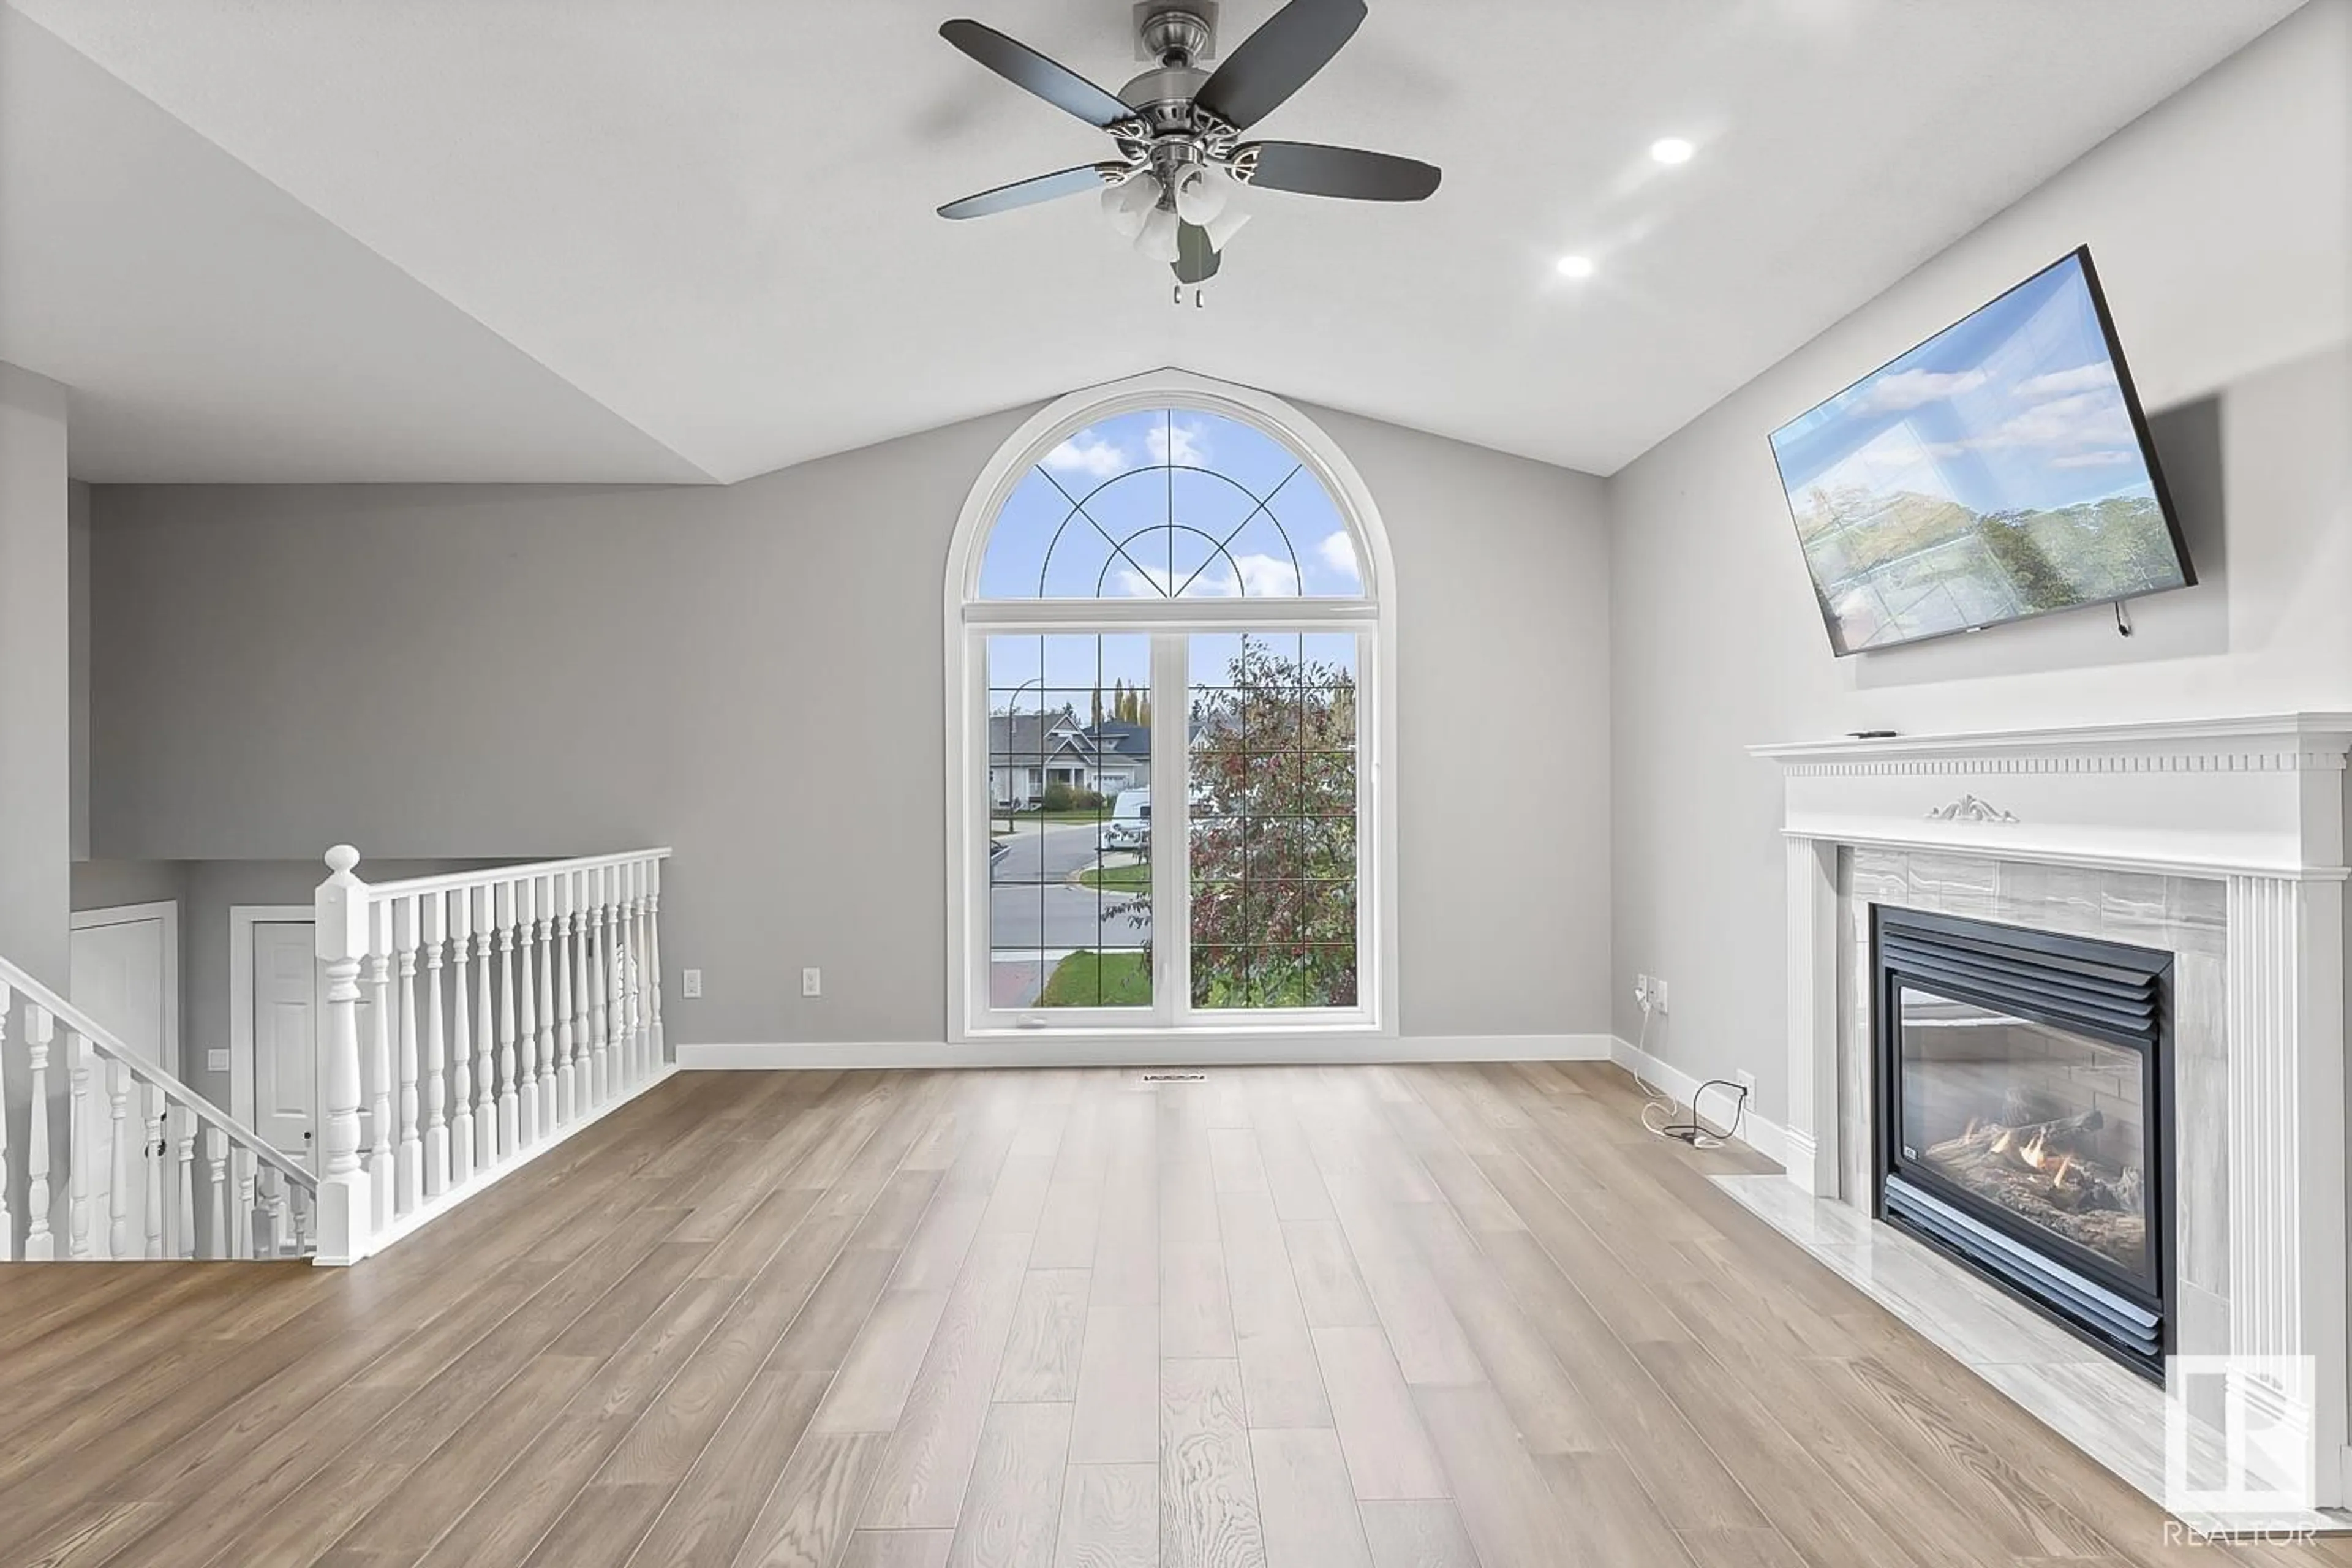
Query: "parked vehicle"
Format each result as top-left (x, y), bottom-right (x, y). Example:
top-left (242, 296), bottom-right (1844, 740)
top-left (1099, 788), bottom-right (1150, 852)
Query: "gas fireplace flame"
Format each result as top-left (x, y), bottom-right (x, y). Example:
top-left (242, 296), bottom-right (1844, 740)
top-left (2018, 1129), bottom-right (2049, 1170)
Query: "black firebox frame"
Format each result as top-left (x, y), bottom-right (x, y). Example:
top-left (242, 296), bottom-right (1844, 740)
top-left (1872, 905), bottom-right (2176, 1381)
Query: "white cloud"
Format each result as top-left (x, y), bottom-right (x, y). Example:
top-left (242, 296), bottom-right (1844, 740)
top-left (1316, 530), bottom-right (1359, 576)
top-left (1044, 433), bottom-right (1126, 478)
top-left (2013, 361), bottom-right (2118, 399)
top-left (1145, 420), bottom-right (1207, 466)
top-left (1857, 368), bottom-right (1989, 414)
top-left (1986, 391), bottom-right (2135, 450)
top-left (1109, 550), bottom-right (1298, 600)
top-left (2048, 449), bottom-right (2136, 469)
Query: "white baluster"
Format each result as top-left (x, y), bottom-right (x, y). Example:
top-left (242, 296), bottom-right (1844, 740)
top-left (293, 1185), bottom-right (314, 1254)
top-left (262, 1166), bottom-right (288, 1257)
top-left (585, 866), bottom-right (609, 1107)
top-left (496, 881), bottom-right (520, 1156)
top-left (421, 891), bottom-right (450, 1197)
top-left (175, 1106), bottom-right (197, 1258)
top-left (233, 1147), bottom-right (257, 1260)
top-left (67, 1026), bottom-right (91, 1259)
top-left (646, 858), bottom-right (665, 1071)
top-left (628, 862), bottom-right (649, 1084)
top-left (143, 1082), bottom-right (165, 1259)
top-left (24, 1004), bottom-right (54, 1259)
top-left (107, 1060), bottom-right (131, 1259)
top-left (367, 898), bottom-right (395, 1231)
top-left (514, 876), bottom-right (538, 1146)
top-left (315, 845), bottom-right (375, 1266)
top-left (394, 895), bottom-right (421, 1215)
top-left (533, 876), bottom-right (557, 1134)
top-left (554, 872), bottom-right (576, 1126)
top-left (206, 1127), bottom-right (228, 1259)
top-left (0, 984), bottom-right (14, 1261)
top-left (473, 886), bottom-right (496, 1172)
top-left (448, 888), bottom-right (474, 1190)
top-left (608, 874), bottom-right (630, 1090)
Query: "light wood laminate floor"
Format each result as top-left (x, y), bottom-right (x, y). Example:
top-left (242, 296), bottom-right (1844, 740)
top-left (2, 1063), bottom-right (2345, 1568)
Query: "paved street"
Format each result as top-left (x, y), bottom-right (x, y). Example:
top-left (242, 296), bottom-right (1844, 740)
top-left (988, 820), bottom-right (1153, 953)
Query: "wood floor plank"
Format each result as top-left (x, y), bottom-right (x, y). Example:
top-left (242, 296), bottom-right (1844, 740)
top-left (1250, 1428), bottom-right (1372, 1568)
top-left (617, 1365), bottom-right (835, 1568)
top-left (1408, 1381), bottom-right (1580, 1568)
top-left (731, 1430), bottom-right (893, 1568)
top-left (1308, 1325), bottom-right (1447, 1502)
top-left (862, 1232), bottom-right (1035, 1529)
top-left (1069, 1301), bottom-right (1158, 1466)
top-left (1161, 1240), bottom-right (1237, 1359)
top-left (946, 1401), bottom-right (1073, 1568)
top-left (1161, 1359), bottom-right (1265, 1568)
top-left (995, 1269), bottom-right (1091, 1403)
top-left (818, 1287), bottom-right (957, 1433)
top-left (1054, 1463), bottom-right (1158, 1568)
top-left (1321, 1178), bottom-right (1479, 1385)
top-left (1355, 1500), bottom-right (1479, 1568)
top-left (844, 1529), bottom-right (956, 1568)
top-left (1279, 1219), bottom-right (1376, 1329)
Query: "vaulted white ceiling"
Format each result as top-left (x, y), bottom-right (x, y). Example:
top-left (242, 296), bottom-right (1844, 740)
top-left (0, 0), bottom-right (2305, 484)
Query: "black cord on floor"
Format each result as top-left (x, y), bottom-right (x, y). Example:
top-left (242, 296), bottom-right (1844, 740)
top-left (1657, 1080), bottom-right (1749, 1148)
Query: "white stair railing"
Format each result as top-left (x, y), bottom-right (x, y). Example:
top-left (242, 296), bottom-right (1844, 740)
top-left (0, 956), bottom-right (317, 1262)
top-left (312, 845), bottom-right (671, 1267)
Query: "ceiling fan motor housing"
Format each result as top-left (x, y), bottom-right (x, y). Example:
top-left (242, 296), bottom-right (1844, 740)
top-left (1135, 4), bottom-right (1216, 67)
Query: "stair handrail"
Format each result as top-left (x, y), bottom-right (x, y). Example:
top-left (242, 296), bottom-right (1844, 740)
top-left (0, 954), bottom-right (315, 1194)
top-left (356, 848), bottom-right (673, 903)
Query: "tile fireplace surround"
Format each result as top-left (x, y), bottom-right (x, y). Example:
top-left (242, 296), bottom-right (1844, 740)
top-left (1747, 714), bottom-right (2352, 1530)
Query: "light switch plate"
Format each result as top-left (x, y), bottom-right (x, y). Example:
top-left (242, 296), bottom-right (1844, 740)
top-left (802, 967), bottom-right (822, 998)
top-left (681, 968), bottom-right (703, 999)
top-left (206, 1049), bottom-right (230, 1074)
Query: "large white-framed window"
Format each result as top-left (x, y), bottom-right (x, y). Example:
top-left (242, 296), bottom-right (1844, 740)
top-left (945, 371), bottom-right (1398, 1042)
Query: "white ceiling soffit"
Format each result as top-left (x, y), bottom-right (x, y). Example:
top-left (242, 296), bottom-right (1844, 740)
top-left (0, 7), bottom-right (715, 483)
top-left (3, 0), bottom-right (2308, 485)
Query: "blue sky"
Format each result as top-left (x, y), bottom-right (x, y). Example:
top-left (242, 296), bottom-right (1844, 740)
top-left (978, 409), bottom-right (1363, 602)
top-left (1770, 254), bottom-right (2157, 519)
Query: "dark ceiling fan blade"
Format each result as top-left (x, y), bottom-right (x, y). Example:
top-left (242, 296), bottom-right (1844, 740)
top-left (1242, 140), bottom-right (1440, 200)
top-left (1173, 222), bottom-right (1222, 285)
top-left (937, 164), bottom-right (1107, 219)
top-left (938, 20), bottom-right (1134, 129)
top-left (1192, 0), bottom-right (1366, 129)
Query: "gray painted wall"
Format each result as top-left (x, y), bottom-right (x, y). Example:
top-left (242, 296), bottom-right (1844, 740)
top-left (1606, 4), bottom-right (2352, 1123)
top-left (85, 399), bottom-right (1613, 1048)
top-left (1, 363), bottom-right (70, 983)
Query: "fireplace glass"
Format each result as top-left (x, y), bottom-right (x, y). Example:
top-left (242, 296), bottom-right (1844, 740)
top-left (1894, 986), bottom-right (2150, 1281)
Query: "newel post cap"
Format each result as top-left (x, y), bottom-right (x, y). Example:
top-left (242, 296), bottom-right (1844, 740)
top-left (315, 845), bottom-right (371, 960)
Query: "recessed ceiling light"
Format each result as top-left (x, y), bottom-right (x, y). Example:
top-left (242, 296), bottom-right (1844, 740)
top-left (1555, 254), bottom-right (1595, 279)
top-left (1650, 137), bottom-right (1695, 165)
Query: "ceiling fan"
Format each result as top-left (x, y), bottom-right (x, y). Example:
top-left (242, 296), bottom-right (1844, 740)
top-left (934, 0), bottom-right (1441, 287)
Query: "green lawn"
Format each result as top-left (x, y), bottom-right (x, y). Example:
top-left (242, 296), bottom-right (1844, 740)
top-left (1038, 949), bottom-right (1151, 1007)
top-left (992, 809), bottom-right (1114, 828)
top-left (1076, 861), bottom-right (1151, 892)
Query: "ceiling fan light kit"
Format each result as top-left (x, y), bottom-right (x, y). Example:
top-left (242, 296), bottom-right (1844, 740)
top-left (935, 0), bottom-right (1439, 288)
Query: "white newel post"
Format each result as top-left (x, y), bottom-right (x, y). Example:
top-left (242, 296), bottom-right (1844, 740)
top-left (1783, 835), bottom-right (1839, 1197)
top-left (314, 845), bottom-right (375, 1267)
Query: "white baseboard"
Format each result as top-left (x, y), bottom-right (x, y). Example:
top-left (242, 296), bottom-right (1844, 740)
top-left (676, 1033), bottom-right (1615, 1071)
top-left (1608, 1035), bottom-right (1789, 1170)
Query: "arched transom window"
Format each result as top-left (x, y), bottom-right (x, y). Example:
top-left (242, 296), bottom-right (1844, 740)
top-left (948, 379), bottom-right (1393, 1040)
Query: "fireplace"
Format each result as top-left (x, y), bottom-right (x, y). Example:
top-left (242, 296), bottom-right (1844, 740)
top-left (1874, 906), bottom-right (2173, 1378)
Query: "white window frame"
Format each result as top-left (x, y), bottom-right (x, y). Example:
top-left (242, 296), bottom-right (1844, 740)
top-left (943, 371), bottom-right (1399, 1044)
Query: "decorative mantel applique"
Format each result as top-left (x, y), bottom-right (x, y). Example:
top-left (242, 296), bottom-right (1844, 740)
top-left (1924, 794), bottom-right (2019, 824)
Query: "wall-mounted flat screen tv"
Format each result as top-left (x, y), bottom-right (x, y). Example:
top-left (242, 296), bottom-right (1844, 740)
top-left (1770, 247), bottom-right (2193, 656)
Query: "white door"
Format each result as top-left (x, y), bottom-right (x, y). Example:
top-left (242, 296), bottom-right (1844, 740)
top-left (251, 922), bottom-right (321, 1172)
top-left (69, 908), bottom-right (175, 1259)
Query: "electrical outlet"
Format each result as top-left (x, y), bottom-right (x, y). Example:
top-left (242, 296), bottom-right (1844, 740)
top-left (801, 967), bottom-right (823, 998)
top-left (1651, 978), bottom-right (1670, 1014)
top-left (1735, 1068), bottom-right (1757, 1099)
top-left (681, 968), bottom-right (703, 999)
top-left (1634, 973), bottom-right (1652, 1008)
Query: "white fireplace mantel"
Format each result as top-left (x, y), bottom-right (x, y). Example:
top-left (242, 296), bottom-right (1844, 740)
top-left (1753, 712), bottom-right (2352, 1512)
